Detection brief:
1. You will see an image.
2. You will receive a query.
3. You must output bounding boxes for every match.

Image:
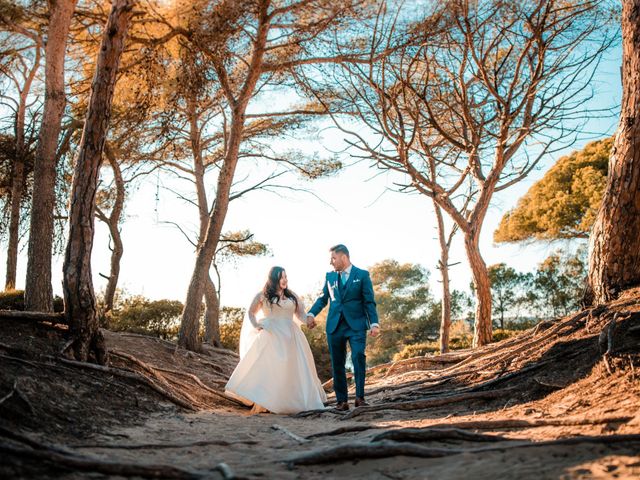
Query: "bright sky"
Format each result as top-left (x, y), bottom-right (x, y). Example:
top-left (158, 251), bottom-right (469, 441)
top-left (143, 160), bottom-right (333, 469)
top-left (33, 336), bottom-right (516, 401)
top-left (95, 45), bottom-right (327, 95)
top-left (1, 47), bottom-right (622, 312)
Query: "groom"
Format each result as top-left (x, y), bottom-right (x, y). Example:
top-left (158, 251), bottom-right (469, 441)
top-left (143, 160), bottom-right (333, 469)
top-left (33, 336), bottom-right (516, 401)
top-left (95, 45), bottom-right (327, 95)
top-left (307, 244), bottom-right (380, 410)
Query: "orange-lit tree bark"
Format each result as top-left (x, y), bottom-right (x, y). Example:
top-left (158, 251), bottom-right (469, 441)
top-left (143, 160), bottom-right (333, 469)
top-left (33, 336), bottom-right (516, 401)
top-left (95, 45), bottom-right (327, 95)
top-left (62, 0), bottom-right (135, 363)
top-left (176, 0), bottom-right (365, 351)
top-left (178, 2), bottom-right (270, 351)
top-left (586, 0), bottom-right (640, 305)
top-left (25, 0), bottom-right (77, 310)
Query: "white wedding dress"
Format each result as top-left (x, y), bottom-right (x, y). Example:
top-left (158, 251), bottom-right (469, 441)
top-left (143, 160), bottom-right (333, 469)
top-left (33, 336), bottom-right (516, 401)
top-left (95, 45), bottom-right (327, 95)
top-left (225, 293), bottom-right (327, 414)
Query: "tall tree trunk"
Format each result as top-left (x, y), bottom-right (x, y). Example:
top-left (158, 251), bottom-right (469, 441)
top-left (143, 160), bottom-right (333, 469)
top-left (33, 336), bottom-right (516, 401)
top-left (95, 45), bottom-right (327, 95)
top-left (464, 229), bottom-right (492, 347)
top-left (5, 38), bottom-right (41, 290)
top-left (62, 0), bottom-right (134, 363)
top-left (203, 275), bottom-right (221, 346)
top-left (98, 144), bottom-right (125, 314)
top-left (586, 1), bottom-right (640, 305)
top-left (25, 0), bottom-right (77, 311)
top-left (433, 202), bottom-right (451, 354)
top-left (178, 4), bottom-right (270, 351)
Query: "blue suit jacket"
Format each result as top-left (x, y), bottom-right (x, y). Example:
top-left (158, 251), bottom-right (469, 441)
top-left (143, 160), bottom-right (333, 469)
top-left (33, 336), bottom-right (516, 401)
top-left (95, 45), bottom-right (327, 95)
top-left (309, 266), bottom-right (379, 334)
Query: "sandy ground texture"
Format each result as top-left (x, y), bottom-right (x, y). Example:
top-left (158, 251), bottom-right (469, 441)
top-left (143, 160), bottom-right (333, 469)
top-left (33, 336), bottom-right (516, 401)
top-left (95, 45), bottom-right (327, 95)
top-left (2, 289), bottom-right (640, 479)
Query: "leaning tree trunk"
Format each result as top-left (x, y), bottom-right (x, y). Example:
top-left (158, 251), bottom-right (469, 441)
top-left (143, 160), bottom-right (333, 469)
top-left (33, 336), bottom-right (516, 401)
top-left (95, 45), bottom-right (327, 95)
top-left (464, 228), bottom-right (492, 347)
top-left (203, 275), bottom-right (221, 346)
top-left (178, 110), bottom-right (247, 351)
top-left (25, 0), bottom-right (77, 311)
top-left (586, 1), bottom-right (640, 305)
top-left (434, 202), bottom-right (452, 354)
top-left (62, 0), bottom-right (134, 363)
top-left (178, 6), bottom-right (269, 351)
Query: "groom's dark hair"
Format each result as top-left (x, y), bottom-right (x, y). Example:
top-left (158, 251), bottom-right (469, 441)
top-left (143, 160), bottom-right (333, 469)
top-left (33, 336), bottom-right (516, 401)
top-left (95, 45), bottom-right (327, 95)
top-left (330, 244), bottom-right (350, 257)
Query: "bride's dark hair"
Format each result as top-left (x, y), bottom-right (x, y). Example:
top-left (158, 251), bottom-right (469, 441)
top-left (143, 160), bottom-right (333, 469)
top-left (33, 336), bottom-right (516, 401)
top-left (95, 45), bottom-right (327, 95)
top-left (263, 266), bottom-right (298, 309)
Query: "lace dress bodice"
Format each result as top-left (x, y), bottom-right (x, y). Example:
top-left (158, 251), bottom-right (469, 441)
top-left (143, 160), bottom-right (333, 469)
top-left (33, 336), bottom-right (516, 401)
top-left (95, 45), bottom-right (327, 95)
top-left (247, 294), bottom-right (307, 327)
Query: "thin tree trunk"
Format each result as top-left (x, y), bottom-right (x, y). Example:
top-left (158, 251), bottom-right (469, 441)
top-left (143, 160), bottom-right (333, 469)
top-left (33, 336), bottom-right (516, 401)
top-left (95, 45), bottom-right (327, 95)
top-left (98, 144), bottom-right (125, 314)
top-left (62, 0), bottom-right (134, 363)
top-left (178, 3), bottom-right (270, 351)
top-left (5, 38), bottom-right (42, 290)
top-left (5, 159), bottom-right (24, 291)
top-left (203, 275), bottom-right (221, 346)
top-left (464, 229), bottom-right (492, 347)
top-left (586, 0), bottom-right (640, 305)
top-left (25, 0), bottom-right (77, 311)
top-left (433, 202), bottom-right (451, 354)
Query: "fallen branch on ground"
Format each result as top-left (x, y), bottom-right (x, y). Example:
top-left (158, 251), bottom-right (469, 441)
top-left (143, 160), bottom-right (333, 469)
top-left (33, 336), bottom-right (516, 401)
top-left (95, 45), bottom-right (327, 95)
top-left (271, 424), bottom-right (309, 444)
top-left (0, 309), bottom-right (66, 325)
top-left (0, 379), bottom-right (17, 407)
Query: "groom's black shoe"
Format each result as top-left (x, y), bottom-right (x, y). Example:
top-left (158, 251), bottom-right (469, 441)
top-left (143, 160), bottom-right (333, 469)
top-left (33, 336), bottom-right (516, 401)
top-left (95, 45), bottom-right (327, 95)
top-left (355, 397), bottom-right (369, 408)
top-left (334, 401), bottom-right (350, 411)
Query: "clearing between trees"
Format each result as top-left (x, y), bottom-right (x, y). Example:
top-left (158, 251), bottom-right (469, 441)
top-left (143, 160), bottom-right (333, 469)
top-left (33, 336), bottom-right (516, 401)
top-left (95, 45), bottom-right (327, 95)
top-left (1, 289), bottom-right (639, 479)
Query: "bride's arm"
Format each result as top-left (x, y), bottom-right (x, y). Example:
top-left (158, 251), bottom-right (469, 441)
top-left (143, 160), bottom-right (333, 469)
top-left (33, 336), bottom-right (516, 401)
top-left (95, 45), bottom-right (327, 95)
top-left (292, 292), bottom-right (308, 326)
top-left (247, 293), bottom-right (264, 329)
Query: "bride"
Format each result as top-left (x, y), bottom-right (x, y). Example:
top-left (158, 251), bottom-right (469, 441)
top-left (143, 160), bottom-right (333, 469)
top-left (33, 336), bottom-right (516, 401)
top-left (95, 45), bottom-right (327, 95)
top-left (225, 266), bottom-right (327, 414)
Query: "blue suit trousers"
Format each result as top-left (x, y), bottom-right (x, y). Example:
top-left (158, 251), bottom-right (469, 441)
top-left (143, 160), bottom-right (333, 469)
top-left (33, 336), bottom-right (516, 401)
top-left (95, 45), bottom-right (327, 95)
top-left (327, 315), bottom-right (367, 402)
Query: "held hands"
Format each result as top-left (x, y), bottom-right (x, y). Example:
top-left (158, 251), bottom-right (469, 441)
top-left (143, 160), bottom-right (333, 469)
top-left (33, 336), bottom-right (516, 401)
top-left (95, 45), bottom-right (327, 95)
top-left (306, 314), bottom-right (317, 329)
top-left (369, 325), bottom-right (380, 337)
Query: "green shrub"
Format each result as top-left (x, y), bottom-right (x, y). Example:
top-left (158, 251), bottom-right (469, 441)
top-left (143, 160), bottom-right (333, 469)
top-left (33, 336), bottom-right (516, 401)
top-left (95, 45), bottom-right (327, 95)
top-left (304, 322), bottom-right (333, 382)
top-left (493, 328), bottom-right (521, 342)
top-left (393, 341), bottom-right (440, 361)
top-left (108, 296), bottom-right (183, 339)
top-left (0, 289), bottom-right (64, 312)
top-left (219, 307), bottom-right (244, 352)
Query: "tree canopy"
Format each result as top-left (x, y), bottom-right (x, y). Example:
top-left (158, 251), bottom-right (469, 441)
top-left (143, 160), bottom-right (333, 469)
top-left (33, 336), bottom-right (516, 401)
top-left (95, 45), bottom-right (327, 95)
top-left (494, 137), bottom-right (612, 243)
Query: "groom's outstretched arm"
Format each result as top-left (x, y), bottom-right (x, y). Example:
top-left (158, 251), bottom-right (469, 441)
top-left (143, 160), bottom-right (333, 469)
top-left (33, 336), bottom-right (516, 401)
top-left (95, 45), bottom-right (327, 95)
top-left (362, 271), bottom-right (379, 328)
top-left (308, 275), bottom-right (330, 317)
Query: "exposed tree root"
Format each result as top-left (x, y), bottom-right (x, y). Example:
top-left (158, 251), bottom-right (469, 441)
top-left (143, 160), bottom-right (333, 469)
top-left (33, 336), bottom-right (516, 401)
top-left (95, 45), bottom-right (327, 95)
top-left (154, 366), bottom-right (228, 387)
top-left (361, 377), bottom-right (453, 397)
top-left (422, 416), bottom-right (636, 431)
top-left (285, 434), bottom-right (640, 466)
top-left (0, 442), bottom-right (220, 479)
top-left (371, 427), bottom-right (507, 443)
top-left (341, 388), bottom-right (513, 420)
top-left (71, 439), bottom-right (259, 449)
top-left (54, 356), bottom-right (197, 411)
top-left (305, 425), bottom-right (385, 439)
top-left (303, 415), bottom-right (634, 440)
top-left (110, 349), bottom-right (241, 407)
top-left (110, 350), bottom-right (208, 407)
top-left (291, 407), bottom-right (348, 418)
